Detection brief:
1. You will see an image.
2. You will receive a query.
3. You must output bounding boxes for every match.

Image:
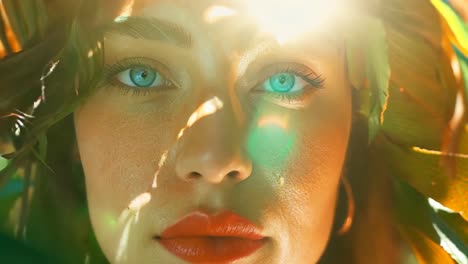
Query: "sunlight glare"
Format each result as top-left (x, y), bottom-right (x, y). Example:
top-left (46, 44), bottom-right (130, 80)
top-left (204, 5), bottom-right (237, 23)
top-left (115, 215), bottom-right (134, 263)
top-left (451, 55), bottom-right (461, 81)
top-left (152, 150), bottom-right (168, 188)
top-left (245, 0), bottom-right (344, 45)
top-left (128, 192), bottom-right (152, 211)
top-left (114, 0), bottom-right (135, 22)
top-left (177, 96), bottom-right (224, 139)
top-left (411, 146), bottom-right (468, 159)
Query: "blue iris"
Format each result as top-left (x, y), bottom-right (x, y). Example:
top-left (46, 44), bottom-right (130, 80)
top-left (129, 67), bottom-right (157, 87)
top-left (269, 73), bottom-right (296, 92)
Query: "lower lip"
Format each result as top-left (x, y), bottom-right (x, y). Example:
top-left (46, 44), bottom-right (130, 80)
top-left (157, 237), bottom-right (266, 263)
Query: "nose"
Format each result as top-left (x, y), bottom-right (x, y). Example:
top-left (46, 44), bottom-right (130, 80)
top-left (175, 102), bottom-right (252, 184)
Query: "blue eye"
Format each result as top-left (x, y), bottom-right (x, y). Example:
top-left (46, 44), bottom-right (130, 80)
top-left (268, 73), bottom-right (296, 92)
top-left (130, 67), bottom-right (157, 87)
top-left (264, 72), bottom-right (309, 94)
top-left (116, 66), bottom-right (169, 88)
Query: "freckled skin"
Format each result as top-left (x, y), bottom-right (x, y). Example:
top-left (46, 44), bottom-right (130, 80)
top-left (74, 0), bottom-right (352, 263)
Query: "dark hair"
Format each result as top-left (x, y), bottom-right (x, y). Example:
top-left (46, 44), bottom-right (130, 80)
top-left (0, 1), bottom-right (109, 262)
top-left (0, 0), bottom-right (464, 263)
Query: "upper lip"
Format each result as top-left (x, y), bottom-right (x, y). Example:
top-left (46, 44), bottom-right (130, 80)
top-left (157, 210), bottom-right (265, 240)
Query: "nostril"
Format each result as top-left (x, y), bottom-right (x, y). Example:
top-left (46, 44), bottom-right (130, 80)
top-left (227, 170), bottom-right (240, 179)
top-left (187, 171), bottom-right (202, 180)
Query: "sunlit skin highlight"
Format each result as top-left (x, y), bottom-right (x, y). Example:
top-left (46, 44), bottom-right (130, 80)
top-left (128, 192), bottom-right (152, 211)
top-left (152, 150), bottom-right (168, 188)
top-left (178, 97), bottom-right (224, 139)
top-left (113, 96), bottom-right (227, 262)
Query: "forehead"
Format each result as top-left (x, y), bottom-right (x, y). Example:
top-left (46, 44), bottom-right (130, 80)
top-left (111, 0), bottom-right (348, 49)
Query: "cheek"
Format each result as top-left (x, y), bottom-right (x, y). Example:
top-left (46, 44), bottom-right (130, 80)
top-left (75, 111), bottom-right (165, 204)
top-left (74, 89), bottom-right (188, 202)
top-left (73, 95), bottom-right (183, 257)
top-left (266, 84), bottom-right (351, 260)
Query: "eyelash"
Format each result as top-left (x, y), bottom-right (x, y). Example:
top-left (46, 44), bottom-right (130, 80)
top-left (102, 59), bottom-right (325, 102)
top-left (102, 57), bottom-right (175, 96)
top-left (255, 64), bottom-right (325, 102)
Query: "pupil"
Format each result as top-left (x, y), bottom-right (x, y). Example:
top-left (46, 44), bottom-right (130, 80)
top-left (268, 73), bottom-right (295, 92)
top-left (279, 75), bottom-right (286, 85)
top-left (130, 67), bottom-right (157, 87)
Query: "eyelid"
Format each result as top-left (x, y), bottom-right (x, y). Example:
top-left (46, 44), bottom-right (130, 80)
top-left (245, 62), bottom-right (324, 91)
top-left (262, 62), bottom-right (320, 81)
top-left (103, 57), bottom-right (180, 88)
top-left (243, 62), bottom-right (326, 109)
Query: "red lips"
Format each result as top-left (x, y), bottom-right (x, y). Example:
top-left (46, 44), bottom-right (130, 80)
top-left (156, 211), bottom-right (266, 263)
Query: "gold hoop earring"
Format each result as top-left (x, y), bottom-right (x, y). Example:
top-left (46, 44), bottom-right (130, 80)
top-left (337, 176), bottom-right (355, 235)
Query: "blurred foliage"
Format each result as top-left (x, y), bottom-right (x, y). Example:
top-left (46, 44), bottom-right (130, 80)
top-left (0, 0), bottom-right (467, 263)
top-left (347, 0), bottom-right (468, 262)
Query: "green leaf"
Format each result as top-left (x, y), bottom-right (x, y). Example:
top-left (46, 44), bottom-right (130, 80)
top-left (431, 210), bottom-right (468, 263)
top-left (345, 29), bottom-right (366, 90)
top-left (365, 18), bottom-right (391, 143)
top-left (459, 51), bottom-right (468, 98)
top-left (400, 226), bottom-right (456, 264)
top-left (0, 156), bottom-right (8, 171)
top-left (435, 211), bottom-right (468, 246)
top-left (29, 133), bottom-right (52, 174)
top-left (394, 179), bottom-right (457, 264)
top-left (345, 15), bottom-right (390, 143)
top-left (377, 134), bottom-right (468, 218)
top-left (37, 133), bottom-right (47, 160)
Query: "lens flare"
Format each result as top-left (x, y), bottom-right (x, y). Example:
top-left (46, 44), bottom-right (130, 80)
top-left (258, 115), bottom-right (289, 130)
top-left (204, 5), bottom-right (237, 23)
top-left (247, 115), bottom-right (294, 167)
top-left (245, 0), bottom-right (345, 45)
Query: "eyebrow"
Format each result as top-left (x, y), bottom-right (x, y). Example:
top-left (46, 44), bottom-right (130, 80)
top-left (105, 17), bottom-right (192, 48)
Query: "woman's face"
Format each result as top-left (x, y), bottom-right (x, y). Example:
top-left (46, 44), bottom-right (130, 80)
top-left (74, 0), bottom-right (352, 263)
